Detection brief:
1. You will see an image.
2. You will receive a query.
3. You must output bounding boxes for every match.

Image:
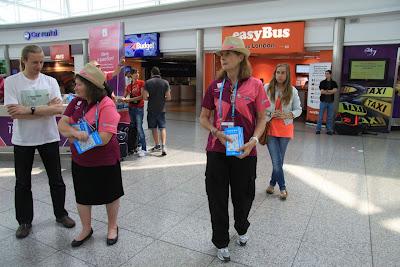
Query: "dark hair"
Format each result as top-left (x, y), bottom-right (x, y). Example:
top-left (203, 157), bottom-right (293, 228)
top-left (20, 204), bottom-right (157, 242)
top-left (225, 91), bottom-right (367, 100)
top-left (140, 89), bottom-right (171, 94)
top-left (151, 67), bottom-right (160, 76)
top-left (76, 75), bottom-right (107, 102)
top-left (130, 68), bottom-right (138, 74)
top-left (325, 70), bottom-right (332, 74)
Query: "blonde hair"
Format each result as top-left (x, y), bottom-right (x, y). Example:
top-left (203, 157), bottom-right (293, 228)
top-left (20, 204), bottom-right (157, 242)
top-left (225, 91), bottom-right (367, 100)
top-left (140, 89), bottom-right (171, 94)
top-left (217, 52), bottom-right (252, 81)
top-left (20, 45), bottom-right (43, 71)
top-left (267, 63), bottom-right (293, 105)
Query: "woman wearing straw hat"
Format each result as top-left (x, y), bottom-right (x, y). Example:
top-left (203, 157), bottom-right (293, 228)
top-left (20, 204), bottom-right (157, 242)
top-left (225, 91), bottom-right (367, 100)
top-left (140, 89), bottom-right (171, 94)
top-left (58, 63), bottom-right (124, 247)
top-left (199, 36), bottom-right (269, 262)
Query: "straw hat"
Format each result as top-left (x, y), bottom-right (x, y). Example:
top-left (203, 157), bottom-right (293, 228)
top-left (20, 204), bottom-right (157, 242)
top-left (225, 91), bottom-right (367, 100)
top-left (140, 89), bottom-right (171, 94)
top-left (75, 63), bottom-right (105, 89)
top-left (216, 36), bottom-right (250, 58)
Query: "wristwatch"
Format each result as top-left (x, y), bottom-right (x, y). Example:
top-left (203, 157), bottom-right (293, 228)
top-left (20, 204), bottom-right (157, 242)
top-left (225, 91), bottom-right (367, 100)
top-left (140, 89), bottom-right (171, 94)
top-left (250, 136), bottom-right (259, 144)
top-left (30, 106), bottom-right (36, 115)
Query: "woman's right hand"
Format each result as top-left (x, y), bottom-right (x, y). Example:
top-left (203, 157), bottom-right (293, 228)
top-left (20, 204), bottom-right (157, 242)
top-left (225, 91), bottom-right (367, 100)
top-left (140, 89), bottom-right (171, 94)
top-left (215, 130), bottom-right (233, 147)
top-left (73, 131), bottom-right (89, 142)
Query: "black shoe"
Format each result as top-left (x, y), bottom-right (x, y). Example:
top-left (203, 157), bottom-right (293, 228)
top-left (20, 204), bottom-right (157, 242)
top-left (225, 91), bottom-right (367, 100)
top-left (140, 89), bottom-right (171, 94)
top-left (315, 131), bottom-right (321, 134)
top-left (71, 228), bottom-right (93, 247)
top-left (16, 224), bottom-right (32, 239)
top-left (106, 227), bottom-right (119, 246)
top-left (56, 215), bottom-right (76, 228)
top-left (327, 131), bottom-right (333, 135)
top-left (149, 145), bottom-right (161, 152)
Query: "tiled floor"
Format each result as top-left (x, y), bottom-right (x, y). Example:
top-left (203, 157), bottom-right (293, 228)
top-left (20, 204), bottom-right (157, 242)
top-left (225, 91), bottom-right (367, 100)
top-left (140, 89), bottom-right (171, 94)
top-left (0, 114), bottom-right (399, 267)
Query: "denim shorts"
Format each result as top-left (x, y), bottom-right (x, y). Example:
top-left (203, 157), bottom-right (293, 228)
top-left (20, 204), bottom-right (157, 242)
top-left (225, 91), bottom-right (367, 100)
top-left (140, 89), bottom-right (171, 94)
top-left (147, 111), bottom-right (166, 129)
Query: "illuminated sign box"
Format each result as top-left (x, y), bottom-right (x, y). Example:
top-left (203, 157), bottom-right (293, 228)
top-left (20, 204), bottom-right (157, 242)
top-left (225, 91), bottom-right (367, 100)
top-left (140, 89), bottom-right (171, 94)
top-left (125, 33), bottom-right (160, 58)
top-left (349, 60), bottom-right (388, 81)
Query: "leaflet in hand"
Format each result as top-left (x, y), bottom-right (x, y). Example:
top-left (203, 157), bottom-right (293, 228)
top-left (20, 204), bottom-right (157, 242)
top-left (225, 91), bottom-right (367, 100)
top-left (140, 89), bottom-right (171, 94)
top-left (70, 121), bottom-right (93, 135)
top-left (224, 126), bottom-right (244, 156)
top-left (73, 131), bottom-right (102, 154)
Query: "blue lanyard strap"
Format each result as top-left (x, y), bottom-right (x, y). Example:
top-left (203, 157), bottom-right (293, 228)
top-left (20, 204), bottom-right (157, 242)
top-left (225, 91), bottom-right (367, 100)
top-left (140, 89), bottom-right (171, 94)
top-left (81, 102), bottom-right (99, 131)
top-left (218, 79), bottom-right (238, 120)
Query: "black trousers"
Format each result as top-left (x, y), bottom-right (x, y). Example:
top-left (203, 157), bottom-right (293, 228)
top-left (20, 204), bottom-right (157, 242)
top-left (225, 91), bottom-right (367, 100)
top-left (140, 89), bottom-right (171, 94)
top-left (14, 141), bottom-right (68, 225)
top-left (205, 152), bottom-right (256, 249)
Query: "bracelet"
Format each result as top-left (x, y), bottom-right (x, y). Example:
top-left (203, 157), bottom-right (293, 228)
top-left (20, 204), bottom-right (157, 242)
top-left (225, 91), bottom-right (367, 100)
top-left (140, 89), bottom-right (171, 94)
top-left (250, 136), bottom-right (259, 144)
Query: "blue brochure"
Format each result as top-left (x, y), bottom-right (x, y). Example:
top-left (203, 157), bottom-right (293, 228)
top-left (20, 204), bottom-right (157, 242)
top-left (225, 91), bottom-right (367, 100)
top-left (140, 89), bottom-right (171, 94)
top-left (71, 121), bottom-right (93, 135)
top-left (224, 126), bottom-right (244, 156)
top-left (73, 131), bottom-right (103, 154)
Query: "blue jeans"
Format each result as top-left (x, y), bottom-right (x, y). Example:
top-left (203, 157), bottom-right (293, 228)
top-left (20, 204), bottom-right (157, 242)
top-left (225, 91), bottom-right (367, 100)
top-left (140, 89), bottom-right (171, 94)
top-left (316, 101), bottom-right (334, 132)
top-left (128, 107), bottom-right (146, 151)
top-left (266, 136), bottom-right (290, 191)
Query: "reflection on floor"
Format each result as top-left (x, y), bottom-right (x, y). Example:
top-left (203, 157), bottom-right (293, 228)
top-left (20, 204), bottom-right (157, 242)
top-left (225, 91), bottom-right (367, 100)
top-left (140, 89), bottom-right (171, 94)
top-left (0, 118), bottom-right (399, 266)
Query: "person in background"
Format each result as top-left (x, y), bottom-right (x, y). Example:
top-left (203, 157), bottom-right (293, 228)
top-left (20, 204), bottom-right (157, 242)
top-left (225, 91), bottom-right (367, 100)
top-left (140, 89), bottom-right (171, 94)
top-left (143, 66), bottom-right (171, 156)
top-left (199, 36), bottom-right (268, 262)
top-left (264, 63), bottom-right (302, 200)
top-left (58, 63), bottom-right (124, 247)
top-left (316, 70), bottom-right (337, 135)
top-left (123, 68), bottom-right (147, 156)
top-left (4, 45), bottom-right (75, 239)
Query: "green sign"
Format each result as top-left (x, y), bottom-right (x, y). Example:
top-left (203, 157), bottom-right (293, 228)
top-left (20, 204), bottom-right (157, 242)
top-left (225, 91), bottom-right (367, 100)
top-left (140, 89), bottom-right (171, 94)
top-left (350, 60), bottom-right (386, 80)
top-left (0, 60), bottom-right (7, 75)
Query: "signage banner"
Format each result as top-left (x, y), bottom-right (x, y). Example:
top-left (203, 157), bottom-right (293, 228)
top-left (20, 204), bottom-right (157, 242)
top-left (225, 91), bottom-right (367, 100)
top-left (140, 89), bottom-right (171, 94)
top-left (50, 44), bottom-right (71, 61)
top-left (338, 83), bottom-right (394, 130)
top-left (125, 33), bottom-right (160, 57)
top-left (0, 117), bottom-right (69, 147)
top-left (89, 22), bottom-right (125, 96)
top-left (222, 22), bottom-right (304, 54)
top-left (306, 62), bottom-right (332, 123)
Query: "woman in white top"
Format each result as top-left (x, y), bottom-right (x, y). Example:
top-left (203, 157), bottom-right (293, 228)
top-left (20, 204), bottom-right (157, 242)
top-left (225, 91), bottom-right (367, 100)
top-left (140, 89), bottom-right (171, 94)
top-left (264, 63), bottom-right (302, 200)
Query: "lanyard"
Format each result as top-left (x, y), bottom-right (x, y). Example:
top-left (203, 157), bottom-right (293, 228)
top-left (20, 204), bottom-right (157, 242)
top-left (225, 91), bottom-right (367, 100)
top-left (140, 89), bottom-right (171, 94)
top-left (81, 102), bottom-right (99, 131)
top-left (218, 79), bottom-right (238, 120)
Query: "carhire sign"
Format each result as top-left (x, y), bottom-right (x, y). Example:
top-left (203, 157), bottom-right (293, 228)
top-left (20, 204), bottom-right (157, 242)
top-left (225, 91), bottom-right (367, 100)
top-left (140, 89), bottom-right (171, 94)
top-left (24, 29), bottom-right (59, 41)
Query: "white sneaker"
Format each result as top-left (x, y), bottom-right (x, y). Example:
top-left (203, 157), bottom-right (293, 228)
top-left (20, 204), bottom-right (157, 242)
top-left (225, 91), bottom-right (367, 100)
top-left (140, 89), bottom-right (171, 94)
top-left (217, 247), bottom-right (230, 262)
top-left (138, 149), bottom-right (146, 157)
top-left (236, 234), bottom-right (248, 246)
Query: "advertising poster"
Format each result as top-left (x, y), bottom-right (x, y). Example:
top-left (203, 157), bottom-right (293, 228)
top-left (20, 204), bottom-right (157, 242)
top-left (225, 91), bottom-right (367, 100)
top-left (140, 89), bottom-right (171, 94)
top-left (0, 117), bottom-right (13, 146)
top-left (306, 62), bottom-right (332, 123)
top-left (0, 117), bottom-right (69, 147)
top-left (222, 22), bottom-right (305, 54)
top-left (89, 22), bottom-right (125, 96)
top-left (339, 45), bottom-right (399, 132)
top-left (125, 33), bottom-right (160, 58)
top-left (391, 49), bottom-right (400, 127)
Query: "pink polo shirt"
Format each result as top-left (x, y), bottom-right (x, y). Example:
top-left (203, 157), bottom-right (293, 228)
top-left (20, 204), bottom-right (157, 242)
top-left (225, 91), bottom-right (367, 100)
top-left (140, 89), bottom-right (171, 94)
top-left (202, 76), bottom-right (270, 156)
top-left (64, 96), bottom-right (121, 167)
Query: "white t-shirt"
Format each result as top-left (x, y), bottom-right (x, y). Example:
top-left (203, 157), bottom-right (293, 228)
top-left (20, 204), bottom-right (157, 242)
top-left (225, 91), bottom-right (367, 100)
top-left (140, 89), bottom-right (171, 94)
top-left (4, 72), bottom-right (61, 146)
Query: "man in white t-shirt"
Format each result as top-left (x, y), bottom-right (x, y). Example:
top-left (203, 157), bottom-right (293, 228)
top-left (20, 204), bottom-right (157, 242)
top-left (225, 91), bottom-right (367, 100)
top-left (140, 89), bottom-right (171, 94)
top-left (4, 45), bottom-right (75, 239)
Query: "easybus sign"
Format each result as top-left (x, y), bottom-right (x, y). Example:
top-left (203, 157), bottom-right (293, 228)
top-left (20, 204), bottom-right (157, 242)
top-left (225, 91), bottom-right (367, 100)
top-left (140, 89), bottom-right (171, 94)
top-left (222, 22), bottom-right (305, 54)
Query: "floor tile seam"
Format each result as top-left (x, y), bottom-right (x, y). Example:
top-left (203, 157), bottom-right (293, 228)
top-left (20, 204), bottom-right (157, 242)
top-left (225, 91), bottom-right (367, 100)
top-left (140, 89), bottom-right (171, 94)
top-left (154, 238), bottom-right (249, 267)
top-left (60, 248), bottom-right (100, 266)
top-left (362, 136), bottom-right (375, 267)
top-left (290, 190), bottom-right (321, 267)
top-left (115, 238), bottom-right (158, 267)
top-left (296, 239), bottom-right (373, 257)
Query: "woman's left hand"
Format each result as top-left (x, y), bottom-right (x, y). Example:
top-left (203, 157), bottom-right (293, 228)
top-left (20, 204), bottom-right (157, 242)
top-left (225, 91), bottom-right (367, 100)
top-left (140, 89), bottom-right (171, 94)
top-left (236, 139), bottom-right (257, 159)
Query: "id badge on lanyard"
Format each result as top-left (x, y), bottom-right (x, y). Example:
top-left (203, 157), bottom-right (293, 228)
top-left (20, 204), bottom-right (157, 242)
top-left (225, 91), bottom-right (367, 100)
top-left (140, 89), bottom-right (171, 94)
top-left (218, 79), bottom-right (238, 130)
